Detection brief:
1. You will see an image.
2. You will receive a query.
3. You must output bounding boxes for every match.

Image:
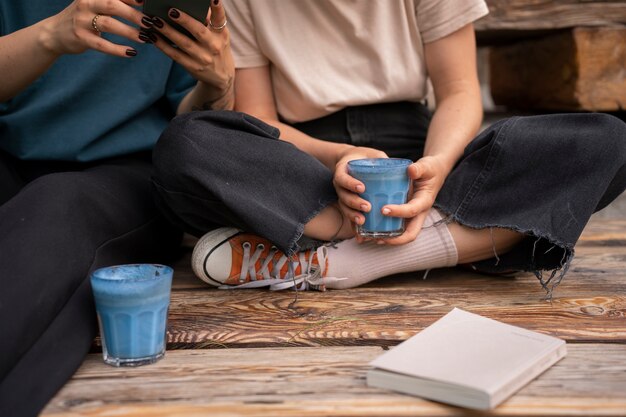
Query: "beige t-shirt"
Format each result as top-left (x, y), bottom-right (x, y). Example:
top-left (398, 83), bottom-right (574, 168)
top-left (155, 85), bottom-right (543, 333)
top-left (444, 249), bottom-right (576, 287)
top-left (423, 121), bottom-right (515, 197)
top-left (228, 0), bottom-right (488, 123)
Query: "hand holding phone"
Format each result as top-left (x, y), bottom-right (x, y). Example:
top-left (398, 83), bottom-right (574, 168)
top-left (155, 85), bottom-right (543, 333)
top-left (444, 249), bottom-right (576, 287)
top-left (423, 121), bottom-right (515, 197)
top-left (143, 0), bottom-right (213, 40)
top-left (143, 0), bottom-right (234, 109)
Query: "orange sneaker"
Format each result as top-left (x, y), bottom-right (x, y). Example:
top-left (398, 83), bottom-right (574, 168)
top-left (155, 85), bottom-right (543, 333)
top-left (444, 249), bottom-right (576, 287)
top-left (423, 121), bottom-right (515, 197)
top-left (191, 228), bottom-right (337, 291)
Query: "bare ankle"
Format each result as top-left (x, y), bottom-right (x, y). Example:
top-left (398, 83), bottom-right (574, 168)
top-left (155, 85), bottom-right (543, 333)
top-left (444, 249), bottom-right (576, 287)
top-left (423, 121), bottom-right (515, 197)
top-left (303, 203), bottom-right (355, 241)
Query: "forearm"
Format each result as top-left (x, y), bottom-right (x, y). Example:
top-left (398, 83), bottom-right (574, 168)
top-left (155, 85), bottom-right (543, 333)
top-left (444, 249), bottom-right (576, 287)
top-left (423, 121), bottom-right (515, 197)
top-left (424, 87), bottom-right (482, 175)
top-left (0, 17), bottom-right (61, 101)
top-left (178, 77), bottom-right (235, 114)
top-left (423, 23), bottom-right (483, 176)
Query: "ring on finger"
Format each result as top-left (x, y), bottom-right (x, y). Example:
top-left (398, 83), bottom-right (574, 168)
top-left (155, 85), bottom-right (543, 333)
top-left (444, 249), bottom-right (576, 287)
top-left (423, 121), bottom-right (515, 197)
top-left (209, 17), bottom-right (227, 32)
top-left (92, 14), bottom-right (102, 33)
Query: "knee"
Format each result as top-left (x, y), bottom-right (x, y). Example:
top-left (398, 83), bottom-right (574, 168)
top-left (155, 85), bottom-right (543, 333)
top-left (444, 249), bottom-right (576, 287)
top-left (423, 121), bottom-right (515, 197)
top-left (576, 113), bottom-right (626, 158)
top-left (154, 112), bottom-right (222, 175)
top-left (597, 114), bottom-right (626, 160)
top-left (153, 113), bottom-right (217, 192)
top-left (530, 113), bottom-right (626, 170)
top-left (578, 113), bottom-right (626, 175)
top-left (153, 110), bottom-right (280, 189)
top-left (30, 172), bottom-right (96, 212)
top-left (153, 111), bottom-right (245, 188)
top-left (18, 173), bottom-right (117, 241)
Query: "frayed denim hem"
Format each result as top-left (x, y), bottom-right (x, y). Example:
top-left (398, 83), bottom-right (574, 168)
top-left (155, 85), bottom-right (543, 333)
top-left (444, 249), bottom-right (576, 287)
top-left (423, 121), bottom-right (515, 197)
top-left (433, 203), bottom-right (575, 300)
top-left (286, 195), bottom-right (339, 257)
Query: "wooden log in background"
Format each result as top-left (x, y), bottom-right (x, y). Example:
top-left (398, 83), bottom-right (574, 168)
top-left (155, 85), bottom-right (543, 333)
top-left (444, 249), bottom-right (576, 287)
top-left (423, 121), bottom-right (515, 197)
top-left (490, 27), bottom-right (626, 111)
top-left (477, 0), bottom-right (626, 32)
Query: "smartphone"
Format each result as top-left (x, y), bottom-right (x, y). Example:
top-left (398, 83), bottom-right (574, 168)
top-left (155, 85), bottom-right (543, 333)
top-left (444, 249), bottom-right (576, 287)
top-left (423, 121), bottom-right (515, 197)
top-left (143, 0), bottom-right (212, 40)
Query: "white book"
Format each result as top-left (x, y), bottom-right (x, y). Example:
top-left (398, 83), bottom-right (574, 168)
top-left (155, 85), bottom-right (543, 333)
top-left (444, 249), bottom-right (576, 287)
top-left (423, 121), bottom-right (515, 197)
top-left (367, 308), bottom-right (567, 410)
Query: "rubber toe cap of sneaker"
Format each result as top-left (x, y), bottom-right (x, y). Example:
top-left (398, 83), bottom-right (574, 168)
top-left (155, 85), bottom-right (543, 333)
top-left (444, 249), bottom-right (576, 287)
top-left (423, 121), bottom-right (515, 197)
top-left (191, 228), bottom-right (237, 286)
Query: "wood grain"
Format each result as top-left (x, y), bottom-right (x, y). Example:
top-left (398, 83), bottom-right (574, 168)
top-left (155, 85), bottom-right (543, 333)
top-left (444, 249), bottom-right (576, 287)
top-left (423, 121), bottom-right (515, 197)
top-left (162, 258), bottom-right (626, 349)
top-left (52, 219), bottom-right (626, 416)
top-left (490, 27), bottom-right (626, 111)
top-left (42, 344), bottom-right (626, 416)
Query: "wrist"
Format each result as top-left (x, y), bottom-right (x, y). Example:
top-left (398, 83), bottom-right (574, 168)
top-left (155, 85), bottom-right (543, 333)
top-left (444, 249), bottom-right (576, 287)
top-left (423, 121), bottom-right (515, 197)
top-left (201, 73), bottom-right (233, 96)
top-left (192, 78), bottom-right (234, 111)
top-left (424, 152), bottom-right (457, 176)
top-left (334, 143), bottom-right (356, 165)
top-left (38, 16), bottom-right (65, 58)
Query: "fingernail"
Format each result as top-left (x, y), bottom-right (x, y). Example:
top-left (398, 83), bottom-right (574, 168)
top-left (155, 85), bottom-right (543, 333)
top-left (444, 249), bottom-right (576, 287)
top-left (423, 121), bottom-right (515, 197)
top-left (141, 16), bottom-right (154, 27)
top-left (152, 17), bottom-right (164, 28)
top-left (377, 240), bottom-right (386, 245)
top-left (354, 216), bottom-right (361, 224)
top-left (138, 32), bottom-right (153, 44)
top-left (213, 0), bottom-right (219, 4)
top-left (355, 185), bottom-right (364, 193)
top-left (169, 8), bottom-right (180, 19)
top-left (126, 48), bottom-right (137, 57)
top-left (136, 0), bottom-right (143, 3)
top-left (139, 29), bottom-right (157, 43)
top-left (360, 204), bottom-right (369, 212)
top-left (382, 208), bottom-right (391, 215)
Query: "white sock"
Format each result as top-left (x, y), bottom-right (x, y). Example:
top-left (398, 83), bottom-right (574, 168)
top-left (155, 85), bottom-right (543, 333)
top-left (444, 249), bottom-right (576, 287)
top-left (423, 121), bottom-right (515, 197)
top-left (324, 208), bottom-right (458, 289)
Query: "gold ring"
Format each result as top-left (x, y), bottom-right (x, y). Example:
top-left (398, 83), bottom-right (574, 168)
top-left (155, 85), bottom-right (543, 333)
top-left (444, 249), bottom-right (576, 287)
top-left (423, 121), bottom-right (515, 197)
top-left (209, 17), bottom-right (227, 32)
top-left (92, 14), bottom-right (102, 33)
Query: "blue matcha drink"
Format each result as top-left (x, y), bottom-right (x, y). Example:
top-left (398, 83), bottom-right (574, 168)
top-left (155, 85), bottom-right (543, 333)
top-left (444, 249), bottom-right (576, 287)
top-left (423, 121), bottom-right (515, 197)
top-left (91, 264), bottom-right (173, 367)
top-left (348, 158), bottom-right (412, 238)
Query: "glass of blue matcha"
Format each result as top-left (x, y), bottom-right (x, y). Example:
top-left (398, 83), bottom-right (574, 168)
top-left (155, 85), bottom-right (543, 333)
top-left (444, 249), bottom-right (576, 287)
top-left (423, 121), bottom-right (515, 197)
top-left (347, 158), bottom-right (412, 238)
top-left (90, 264), bottom-right (173, 367)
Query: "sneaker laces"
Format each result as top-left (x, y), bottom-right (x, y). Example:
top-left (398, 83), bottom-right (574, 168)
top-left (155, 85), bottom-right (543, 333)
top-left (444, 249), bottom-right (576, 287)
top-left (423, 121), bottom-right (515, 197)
top-left (218, 243), bottom-right (346, 291)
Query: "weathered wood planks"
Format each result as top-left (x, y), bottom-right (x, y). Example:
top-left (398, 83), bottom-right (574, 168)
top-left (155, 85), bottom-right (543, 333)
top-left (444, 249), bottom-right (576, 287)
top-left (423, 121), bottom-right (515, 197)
top-left (42, 344), bottom-right (626, 416)
top-left (49, 218), bottom-right (626, 416)
top-left (579, 219), bottom-right (626, 246)
top-left (489, 27), bottom-right (626, 111)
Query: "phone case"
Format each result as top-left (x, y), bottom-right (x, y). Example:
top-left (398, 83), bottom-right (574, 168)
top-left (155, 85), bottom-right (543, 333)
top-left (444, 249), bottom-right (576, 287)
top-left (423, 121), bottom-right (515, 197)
top-left (143, 0), bottom-right (212, 40)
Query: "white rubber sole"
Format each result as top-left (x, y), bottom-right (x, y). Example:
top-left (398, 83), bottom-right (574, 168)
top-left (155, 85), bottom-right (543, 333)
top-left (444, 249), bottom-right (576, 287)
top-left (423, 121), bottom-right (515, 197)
top-left (191, 227), bottom-right (241, 286)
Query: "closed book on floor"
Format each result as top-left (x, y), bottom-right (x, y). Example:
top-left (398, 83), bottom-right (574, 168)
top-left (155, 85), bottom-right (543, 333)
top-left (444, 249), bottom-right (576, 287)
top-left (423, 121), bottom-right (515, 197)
top-left (367, 308), bottom-right (566, 410)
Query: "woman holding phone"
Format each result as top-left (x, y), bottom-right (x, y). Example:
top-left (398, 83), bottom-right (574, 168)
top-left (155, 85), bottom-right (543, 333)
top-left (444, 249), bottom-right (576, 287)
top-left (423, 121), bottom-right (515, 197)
top-left (0, 0), bottom-right (232, 415)
top-left (153, 1), bottom-right (626, 292)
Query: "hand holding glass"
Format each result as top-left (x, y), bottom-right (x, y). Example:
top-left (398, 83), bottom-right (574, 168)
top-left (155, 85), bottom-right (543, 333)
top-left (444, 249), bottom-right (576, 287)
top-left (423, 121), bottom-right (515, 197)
top-left (347, 158), bottom-right (412, 238)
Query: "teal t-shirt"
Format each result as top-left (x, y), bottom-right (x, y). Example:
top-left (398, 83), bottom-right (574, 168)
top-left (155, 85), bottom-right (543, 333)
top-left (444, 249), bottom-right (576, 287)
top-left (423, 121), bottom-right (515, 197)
top-left (0, 1), bottom-right (195, 161)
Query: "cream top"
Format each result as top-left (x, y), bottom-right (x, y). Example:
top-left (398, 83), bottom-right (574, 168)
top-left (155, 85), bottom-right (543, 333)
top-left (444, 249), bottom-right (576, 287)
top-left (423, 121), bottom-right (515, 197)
top-left (228, 0), bottom-right (488, 123)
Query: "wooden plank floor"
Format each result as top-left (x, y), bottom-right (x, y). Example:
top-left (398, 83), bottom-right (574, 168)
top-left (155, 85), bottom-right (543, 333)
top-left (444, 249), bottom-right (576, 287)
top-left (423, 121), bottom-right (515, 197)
top-left (43, 218), bottom-right (626, 416)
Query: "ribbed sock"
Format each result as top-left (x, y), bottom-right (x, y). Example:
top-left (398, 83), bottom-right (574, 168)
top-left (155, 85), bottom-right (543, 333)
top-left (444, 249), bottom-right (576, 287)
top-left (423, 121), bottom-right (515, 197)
top-left (324, 208), bottom-right (458, 289)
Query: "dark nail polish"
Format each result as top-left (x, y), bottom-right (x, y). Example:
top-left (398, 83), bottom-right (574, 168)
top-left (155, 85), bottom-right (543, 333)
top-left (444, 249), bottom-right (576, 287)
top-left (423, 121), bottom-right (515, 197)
top-left (169, 8), bottom-right (180, 19)
top-left (139, 32), bottom-right (153, 44)
top-left (136, 0), bottom-right (143, 3)
top-left (141, 16), bottom-right (154, 27)
top-left (140, 29), bottom-right (158, 42)
top-left (151, 17), bottom-right (164, 28)
top-left (126, 48), bottom-right (137, 57)
top-left (213, 0), bottom-right (219, 4)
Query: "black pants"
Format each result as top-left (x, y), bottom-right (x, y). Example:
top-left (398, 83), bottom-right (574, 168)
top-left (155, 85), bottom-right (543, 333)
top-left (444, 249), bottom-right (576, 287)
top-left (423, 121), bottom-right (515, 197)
top-left (152, 103), bottom-right (626, 291)
top-left (0, 152), bottom-right (181, 417)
